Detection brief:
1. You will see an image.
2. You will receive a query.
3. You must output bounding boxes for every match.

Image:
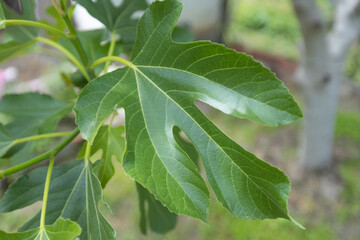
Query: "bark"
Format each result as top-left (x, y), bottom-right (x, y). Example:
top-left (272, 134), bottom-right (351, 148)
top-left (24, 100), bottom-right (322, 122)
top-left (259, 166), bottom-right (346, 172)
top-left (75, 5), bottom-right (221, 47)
top-left (292, 0), bottom-right (360, 170)
top-left (219, 0), bottom-right (230, 43)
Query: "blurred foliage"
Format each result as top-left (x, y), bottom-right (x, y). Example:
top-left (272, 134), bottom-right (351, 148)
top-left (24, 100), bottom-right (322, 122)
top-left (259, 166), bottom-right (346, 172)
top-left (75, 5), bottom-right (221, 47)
top-left (335, 111), bottom-right (360, 142)
top-left (228, 0), bottom-right (301, 59)
top-left (228, 0), bottom-right (359, 84)
top-left (338, 158), bottom-right (360, 221)
top-left (345, 44), bottom-right (360, 84)
top-left (228, 0), bottom-right (333, 59)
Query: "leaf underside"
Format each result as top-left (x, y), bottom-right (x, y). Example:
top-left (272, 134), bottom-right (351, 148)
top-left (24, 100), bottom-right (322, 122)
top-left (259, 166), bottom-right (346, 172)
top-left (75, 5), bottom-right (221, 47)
top-left (75, 0), bottom-right (302, 224)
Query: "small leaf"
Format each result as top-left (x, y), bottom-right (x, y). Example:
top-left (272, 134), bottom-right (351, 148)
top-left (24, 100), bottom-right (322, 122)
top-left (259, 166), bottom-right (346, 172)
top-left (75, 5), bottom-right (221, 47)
top-left (74, 0), bottom-right (148, 52)
top-left (91, 125), bottom-right (125, 187)
top-left (79, 125), bottom-right (125, 187)
top-left (136, 183), bottom-right (177, 234)
top-left (0, 217), bottom-right (81, 240)
top-left (75, 0), bottom-right (302, 223)
top-left (0, 160), bottom-right (116, 240)
top-left (74, 0), bottom-right (148, 32)
top-left (0, 3), bottom-right (5, 29)
top-left (0, 124), bottom-right (15, 158)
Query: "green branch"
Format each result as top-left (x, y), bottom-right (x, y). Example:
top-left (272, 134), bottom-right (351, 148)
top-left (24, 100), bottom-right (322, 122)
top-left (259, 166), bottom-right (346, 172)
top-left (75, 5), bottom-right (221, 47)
top-left (5, 19), bottom-right (69, 39)
top-left (40, 156), bottom-right (56, 229)
top-left (91, 56), bottom-right (135, 69)
top-left (14, 131), bottom-right (72, 145)
top-left (62, 14), bottom-right (89, 67)
top-left (0, 128), bottom-right (80, 180)
top-left (36, 37), bottom-right (90, 81)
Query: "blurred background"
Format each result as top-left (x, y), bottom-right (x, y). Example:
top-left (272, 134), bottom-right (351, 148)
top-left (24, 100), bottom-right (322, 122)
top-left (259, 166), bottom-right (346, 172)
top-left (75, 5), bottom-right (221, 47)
top-left (0, 0), bottom-right (360, 239)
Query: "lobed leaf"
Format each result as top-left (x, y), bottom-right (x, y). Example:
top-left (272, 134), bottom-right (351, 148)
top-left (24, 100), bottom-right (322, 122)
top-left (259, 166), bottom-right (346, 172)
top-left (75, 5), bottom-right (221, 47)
top-left (74, 0), bottom-right (302, 223)
top-left (0, 159), bottom-right (116, 240)
top-left (0, 218), bottom-right (81, 240)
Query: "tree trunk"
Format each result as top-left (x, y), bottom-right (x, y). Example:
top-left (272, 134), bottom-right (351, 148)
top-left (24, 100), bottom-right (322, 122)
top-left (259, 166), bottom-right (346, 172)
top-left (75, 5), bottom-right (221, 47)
top-left (292, 0), bottom-right (360, 170)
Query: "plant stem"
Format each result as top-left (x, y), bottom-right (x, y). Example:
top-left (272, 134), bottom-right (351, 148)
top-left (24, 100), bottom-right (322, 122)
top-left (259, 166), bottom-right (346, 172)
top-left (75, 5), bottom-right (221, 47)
top-left (40, 156), bottom-right (55, 229)
top-left (92, 56), bottom-right (135, 69)
top-left (36, 37), bottom-right (90, 81)
top-left (5, 20), bottom-right (69, 39)
top-left (0, 128), bottom-right (80, 180)
top-left (84, 141), bottom-right (91, 166)
top-left (14, 131), bottom-right (72, 144)
top-left (51, 0), bottom-right (65, 16)
top-left (104, 32), bottom-right (117, 73)
top-left (62, 14), bottom-right (89, 67)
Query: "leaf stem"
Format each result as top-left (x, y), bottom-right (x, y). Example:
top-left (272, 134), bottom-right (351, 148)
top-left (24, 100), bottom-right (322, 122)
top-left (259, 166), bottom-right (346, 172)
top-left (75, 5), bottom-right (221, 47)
top-left (91, 56), bottom-right (135, 69)
top-left (0, 128), bottom-right (80, 180)
top-left (84, 141), bottom-right (91, 165)
top-left (103, 32), bottom-right (117, 73)
top-left (14, 131), bottom-right (72, 144)
top-left (36, 37), bottom-right (90, 81)
top-left (40, 156), bottom-right (55, 229)
top-left (5, 19), bottom-right (69, 39)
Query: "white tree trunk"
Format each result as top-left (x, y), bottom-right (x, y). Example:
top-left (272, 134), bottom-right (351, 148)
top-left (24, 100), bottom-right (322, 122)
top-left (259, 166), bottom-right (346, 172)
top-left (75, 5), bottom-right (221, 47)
top-left (292, 0), bottom-right (360, 170)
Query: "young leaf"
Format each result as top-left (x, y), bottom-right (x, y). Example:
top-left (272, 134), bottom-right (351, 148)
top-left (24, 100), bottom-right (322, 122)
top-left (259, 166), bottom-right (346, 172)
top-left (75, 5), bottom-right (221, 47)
top-left (74, 0), bottom-right (148, 32)
top-left (74, 0), bottom-right (148, 51)
top-left (136, 183), bottom-right (177, 234)
top-left (0, 217), bottom-right (81, 240)
top-left (75, 0), bottom-right (302, 223)
top-left (79, 125), bottom-right (125, 187)
top-left (0, 160), bottom-right (116, 240)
